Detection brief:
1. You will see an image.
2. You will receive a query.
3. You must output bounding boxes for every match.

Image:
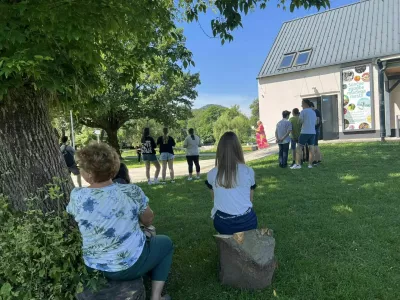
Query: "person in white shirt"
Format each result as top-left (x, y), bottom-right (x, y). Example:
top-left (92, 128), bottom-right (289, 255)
top-left (205, 132), bottom-right (257, 235)
top-left (183, 128), bottom-right (201, 181)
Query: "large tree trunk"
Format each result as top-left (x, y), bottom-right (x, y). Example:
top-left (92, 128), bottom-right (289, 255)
top-left (106, 127), bottom-right (121, 156)
top-left (0, 88), bottom-right (74, 212)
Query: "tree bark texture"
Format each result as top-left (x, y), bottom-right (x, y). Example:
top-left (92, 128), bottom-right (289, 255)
top-left (106, 128), bottom-right (121, 156)
top-left (0, 88), bottom-right (74, 212)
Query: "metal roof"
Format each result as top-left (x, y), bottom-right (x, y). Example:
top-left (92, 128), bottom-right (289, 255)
top-left (258, 0), bottom-right (400, 78)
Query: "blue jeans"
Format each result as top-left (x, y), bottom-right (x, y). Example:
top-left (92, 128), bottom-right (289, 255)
top-left (214, 208), bottom-right (258, 235)
top-left (278, 143), bottom-right (290, 166)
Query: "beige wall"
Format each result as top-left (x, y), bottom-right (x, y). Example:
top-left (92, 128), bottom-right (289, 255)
top-left (258, 64), bottom-right (382, 139)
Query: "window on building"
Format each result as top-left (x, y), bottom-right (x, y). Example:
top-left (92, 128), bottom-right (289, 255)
top-left (295, 50), bottom-right (312, 66)
top-left (279, 53), bottom-right (295, 69)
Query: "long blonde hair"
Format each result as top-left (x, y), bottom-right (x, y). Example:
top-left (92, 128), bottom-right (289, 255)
top-left (215, 132), bottom-right (245, 189)
top-left (162, 127), bottom-right (169, 144)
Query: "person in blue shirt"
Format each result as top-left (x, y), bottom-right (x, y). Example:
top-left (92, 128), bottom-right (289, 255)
top-left (67, 142), bottom-right (172, 300)
top-left (310, 102), bottom-right (323, 165)
top-left (291, 100), bottom-right (317, 170)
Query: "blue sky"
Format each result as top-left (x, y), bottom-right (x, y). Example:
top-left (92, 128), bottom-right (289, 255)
top-left (181, 0), bottom-right (358, 115)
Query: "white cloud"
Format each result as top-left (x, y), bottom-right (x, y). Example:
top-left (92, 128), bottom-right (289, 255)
top-left (193, 93), bottom-right (255, 116)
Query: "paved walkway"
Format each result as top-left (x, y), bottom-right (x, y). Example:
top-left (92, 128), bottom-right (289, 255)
top-left (72, 145), bottom-right (279, 187)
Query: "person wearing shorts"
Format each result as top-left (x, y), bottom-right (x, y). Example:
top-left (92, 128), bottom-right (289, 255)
top-left (310, 102), bottom-right (322, 165)
top-left (156, 128), bottom-right (176, 184)
top-left (291, 100), bottom-right (317, 170)
top-left (141, 128), bottom-right (161, 184)
top-left (289, 108), bottom-right (301, 167)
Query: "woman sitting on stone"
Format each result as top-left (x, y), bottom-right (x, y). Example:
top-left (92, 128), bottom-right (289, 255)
top-left (67, 142), bottom-right (172, 300)
top-left (205, 132), bottom-right (258, 235)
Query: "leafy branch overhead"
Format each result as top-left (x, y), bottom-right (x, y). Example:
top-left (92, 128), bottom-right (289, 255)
top-left (181, 0), bottom-right (330, 43)
top-left (76, 29), bottom-right (200, 153)
top-left (0, 0), bottom-right (194, 99)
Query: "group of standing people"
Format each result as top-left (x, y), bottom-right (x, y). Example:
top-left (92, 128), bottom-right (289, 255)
top-left (140, 127), bottom-right (202, 185)
top-left (275, 99), bottom-right (323, 169)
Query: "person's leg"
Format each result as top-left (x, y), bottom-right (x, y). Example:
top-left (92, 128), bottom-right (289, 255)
top-left (161, 159), bottom-right (167, 181)
top-left (104, 235), bottom-right (174, 300)
top-left (145, 161), bottom-right (151, 182)
top-left (282, 142), bottom-right (289, 167)
top-left (76, 174), bottom-right (82, 187)
top-left (290, 139), bottom-right (296, 166)
top-left (308, 145), bottom-right (315, 167)
top-left (152, 160), bottom-right (161, 180)
top-left (186, 156), bottom-right (194, 179)
top-left (193, 156), bottom-right (200, 177)
top-left (167, 159), bottom-right (174, 181)
top-left (138, 153), bottom-right (141, 163)
top-left (278, 144), bottom-right (283, 166)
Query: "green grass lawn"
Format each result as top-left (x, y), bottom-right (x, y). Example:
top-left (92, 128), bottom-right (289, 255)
top-left (138, 142), bottom-right (400, 300)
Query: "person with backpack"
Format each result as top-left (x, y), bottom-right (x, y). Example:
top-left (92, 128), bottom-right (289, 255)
top-left (60, 136), bottom-right (82, 187)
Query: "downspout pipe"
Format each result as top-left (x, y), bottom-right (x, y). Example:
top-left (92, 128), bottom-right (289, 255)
top-left (377, 60), bottom-right (387, 142)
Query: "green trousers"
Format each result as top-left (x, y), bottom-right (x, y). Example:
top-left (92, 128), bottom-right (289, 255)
top-left (99, 235), bottom-right (173, 282)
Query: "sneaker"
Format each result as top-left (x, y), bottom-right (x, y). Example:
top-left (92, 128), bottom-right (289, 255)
top-left (170, 180), bottom-right (175, 184)
top-left (147, 180), bottom-right (153, 185)
top-left (308, 165), bottom-right (313, 169)
top-left (159, 181), bottom-right (166, 185)
top-left (290, 164), bottom-right (301, 169)
top-left (290, 162), bottom-right (296, 167)
top-left (195, 176), bottom-right (201, 180)
top-left (187, 177), bottom-right (193, 181)
top-left (153, 178), bottom-right (160, 184)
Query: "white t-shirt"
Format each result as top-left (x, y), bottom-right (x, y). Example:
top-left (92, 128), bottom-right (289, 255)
top-left (183, 135), bottom-right (201, 156)
top-left (207, 164), bottom-right (256, 218)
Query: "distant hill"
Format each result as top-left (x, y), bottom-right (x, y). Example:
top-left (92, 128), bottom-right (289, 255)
top-left (193, 104), bottom-right (226, 112)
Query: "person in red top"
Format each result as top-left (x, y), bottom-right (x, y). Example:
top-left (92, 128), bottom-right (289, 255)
top-left (255, 121), bottom-right (269, 149)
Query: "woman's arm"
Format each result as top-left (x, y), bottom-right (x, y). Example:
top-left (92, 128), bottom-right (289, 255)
top-left (183, 137), bottom-right (188, 148)
top-left (139, 206), bottom-right (154, 226)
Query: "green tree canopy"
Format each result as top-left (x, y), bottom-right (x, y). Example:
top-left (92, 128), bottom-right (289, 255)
top-left (187, 105), bottom-right (228, 144)
top-left (213, 105), bottom-right (251, 143)
top-left (249, 98), bottom-right (259, 127)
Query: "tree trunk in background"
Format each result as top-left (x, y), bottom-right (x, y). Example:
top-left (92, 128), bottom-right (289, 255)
top-left (106, 128), bottom-right (121, 156)
top-left (0, 88), bottom-right (74, 212)
top-left (100, 129), bottom-right (105, 142)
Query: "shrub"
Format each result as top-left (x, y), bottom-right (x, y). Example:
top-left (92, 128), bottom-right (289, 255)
top-left (0, 183), bottom-right (102, 300)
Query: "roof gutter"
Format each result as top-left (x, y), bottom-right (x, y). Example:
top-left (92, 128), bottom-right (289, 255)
top-left (377, 59), bottom-right (387, 142)
top-left (378, 54), bottom-right (400, 62)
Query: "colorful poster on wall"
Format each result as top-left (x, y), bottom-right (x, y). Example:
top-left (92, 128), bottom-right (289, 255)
top-left (342, 65), bottom-right (373, 131)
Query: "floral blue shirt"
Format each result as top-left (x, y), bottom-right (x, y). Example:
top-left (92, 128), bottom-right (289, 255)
top-left (67, 184), bottom-right (148, 272)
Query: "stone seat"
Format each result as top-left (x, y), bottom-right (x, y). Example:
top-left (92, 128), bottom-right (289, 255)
top-left (215, 229), bottom-right (276, 290)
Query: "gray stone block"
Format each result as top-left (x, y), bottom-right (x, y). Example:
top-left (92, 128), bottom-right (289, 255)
top-left (215, 229), bottom-right (276, 290)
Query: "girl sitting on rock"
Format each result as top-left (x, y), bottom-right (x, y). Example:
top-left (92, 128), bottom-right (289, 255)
top-left (205, 132), bottom-right (258, 235)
